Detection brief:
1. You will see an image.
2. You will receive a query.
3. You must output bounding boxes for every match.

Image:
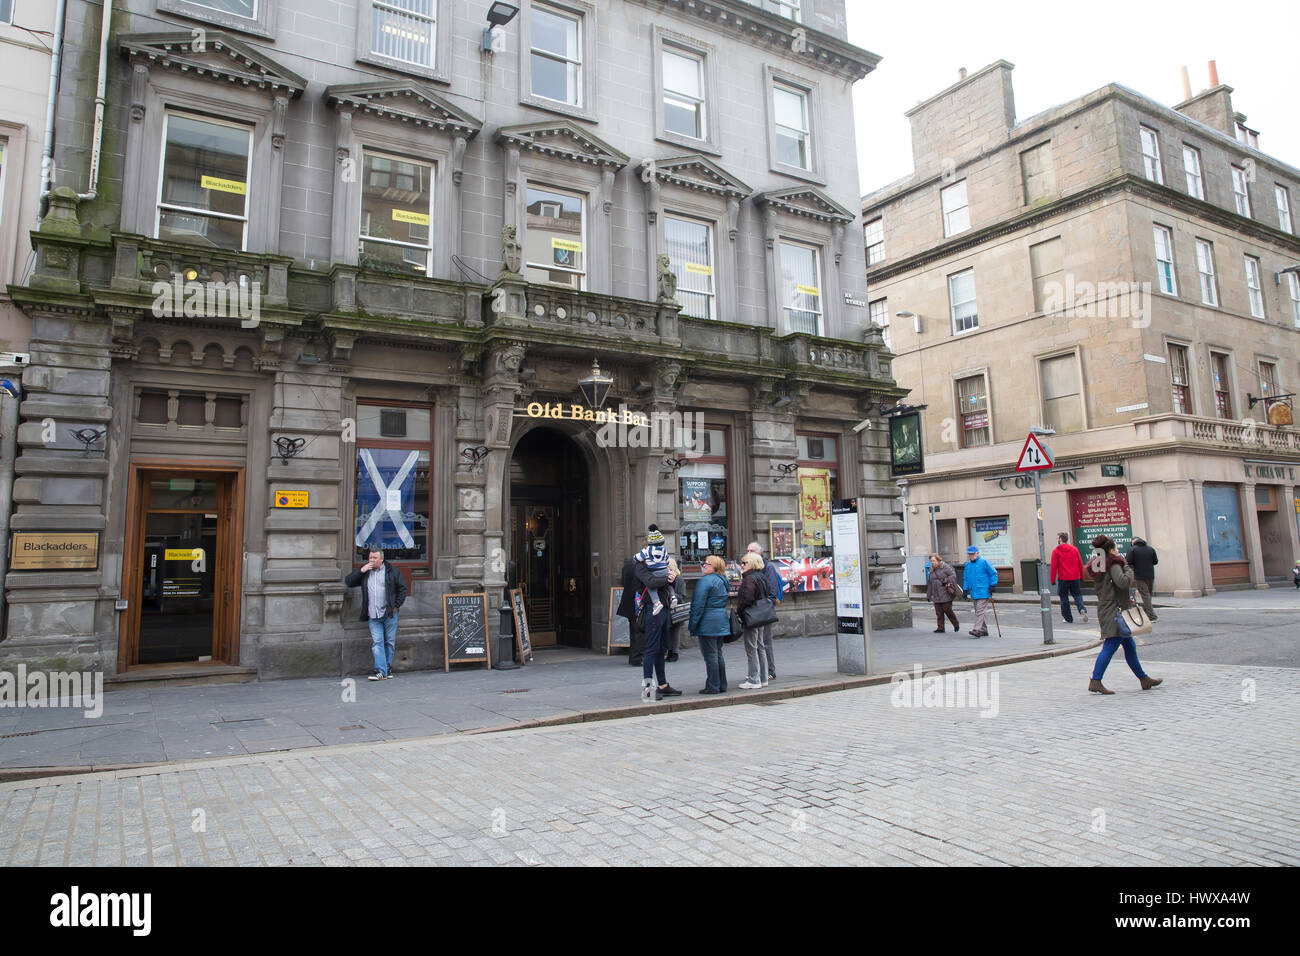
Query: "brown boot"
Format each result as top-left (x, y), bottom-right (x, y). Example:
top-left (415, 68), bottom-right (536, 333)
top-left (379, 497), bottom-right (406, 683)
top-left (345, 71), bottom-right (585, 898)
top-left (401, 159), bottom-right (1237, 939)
top-left (1089, 679), bottom-right (1114, 695)
top-left (1139, 676), bottom-right (1163, 690)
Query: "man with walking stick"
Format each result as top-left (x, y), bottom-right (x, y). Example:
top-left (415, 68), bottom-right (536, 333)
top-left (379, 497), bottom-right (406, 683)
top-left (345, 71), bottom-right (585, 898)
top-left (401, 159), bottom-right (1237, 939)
top-left (962, 544), bottom-right (999, 639)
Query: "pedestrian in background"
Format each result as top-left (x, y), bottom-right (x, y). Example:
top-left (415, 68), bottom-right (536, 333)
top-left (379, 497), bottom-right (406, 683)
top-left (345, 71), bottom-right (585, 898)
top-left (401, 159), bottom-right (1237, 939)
top-left (616, 544), bottom-right (646, 667)
top-left (747, 541), bottom-right (784, 681)
top-left (1125, 537), bottom-right (1159, 621)
top-left (666, 555), bottom-right (686, 662)
top-left (1050, 531), bottom-right (1088, 624)
top-left (736, 552), bottom-right (772, 689)
top-left (344, 548), bottom-right (407, 681)
top-left (961, 545), bottom-right (998, 638)
top-left (633, 525), bottom-right (682, 700)
top-left (1089, 535), bottom-right (1162, 694)
top-left (925, 552), bottom-right (961, 633)
top-left (689, 555), bottom-right (731, 694)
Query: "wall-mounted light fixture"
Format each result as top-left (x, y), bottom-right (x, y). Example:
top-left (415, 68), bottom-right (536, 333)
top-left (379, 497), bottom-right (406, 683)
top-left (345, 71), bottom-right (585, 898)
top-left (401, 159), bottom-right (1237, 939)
top-left (896, 310), bottom-right (922, 334)
top-left (483, 2), bottom-right (519, 52)
top-left (578, 358), bottom-right (614, 409)
top-left (461, 445), bottom-right (490, 469)
top-left (274, 436), bottom-right (306, 465)
top-left (660, 455), bottom-right (687, 478)
top-left (771, 462), bottom-right (799, 481)
top-left (71, 427), bottom-right (106, 457)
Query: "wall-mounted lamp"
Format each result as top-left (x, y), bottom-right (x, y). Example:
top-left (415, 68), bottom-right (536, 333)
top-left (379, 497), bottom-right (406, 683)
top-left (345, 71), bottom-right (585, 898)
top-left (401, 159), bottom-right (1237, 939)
top-left (483, 2), bottom-right (519, 52)
top-left (274, 436), bottom-right (306, 465)
top-left (771, 462), bottom-right (799, 481)
top-left (660, 455), bottom-right (687, 478)
top-left (772, 394), bottom-right (794, 408)
top-left (71, 427), bottom-right (106, 457)
top-left (578, 358), bottom-right (614, 409)
top-left (896, 309), bottom-right (922, 334)
top-left (461, 445), bottom-right (490, 469)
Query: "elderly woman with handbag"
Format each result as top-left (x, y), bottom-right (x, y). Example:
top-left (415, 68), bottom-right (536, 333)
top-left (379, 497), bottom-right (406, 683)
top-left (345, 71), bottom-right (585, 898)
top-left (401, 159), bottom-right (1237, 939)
top-left (736, 552), bottom-right (777, 690)
top-left (925, 552), bottom-right (961, 633)
top-left (1089, 535), bottom-right (1163, 695)
top-left (689, 555), bottom-right (731, 694)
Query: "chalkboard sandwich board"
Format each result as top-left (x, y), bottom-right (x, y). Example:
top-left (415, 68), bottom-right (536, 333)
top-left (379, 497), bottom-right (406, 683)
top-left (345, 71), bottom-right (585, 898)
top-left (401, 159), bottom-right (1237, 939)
top-left (443, 592), bottom-right (491, 671)
top-left (508, 588), bottom-right (534, 663)
top-left (607, 586), bottom-right (630, 654)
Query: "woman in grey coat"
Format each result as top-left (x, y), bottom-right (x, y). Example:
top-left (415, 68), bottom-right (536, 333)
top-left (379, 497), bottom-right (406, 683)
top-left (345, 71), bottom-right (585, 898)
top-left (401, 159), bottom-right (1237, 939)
top-left (1088, 535), bottom-right (1162, 694)
top-left (925, 553), bottom-right (961, 633)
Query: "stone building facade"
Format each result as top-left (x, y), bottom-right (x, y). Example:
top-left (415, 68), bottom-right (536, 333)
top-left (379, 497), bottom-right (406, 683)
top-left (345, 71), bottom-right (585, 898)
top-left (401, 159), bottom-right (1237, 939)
top-left (862, 62), bottom-right (1300, 597)
top-left (3, 0), bottom-right (909, 679)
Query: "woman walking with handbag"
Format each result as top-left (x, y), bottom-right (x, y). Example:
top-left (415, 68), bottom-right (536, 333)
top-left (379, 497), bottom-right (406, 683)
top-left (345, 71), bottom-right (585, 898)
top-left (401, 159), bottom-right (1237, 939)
top-left (689, 555), bottom-right (731, 694)
top-left (925, 553), bottom-right (961, 633)
top-left (736, 552), bottom-right (776, 690)
top-left (1088, 535), bottom-right (1163, 695)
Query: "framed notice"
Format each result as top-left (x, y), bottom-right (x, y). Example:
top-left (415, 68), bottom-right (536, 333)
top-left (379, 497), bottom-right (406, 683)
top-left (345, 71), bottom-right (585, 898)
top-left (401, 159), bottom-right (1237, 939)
top-left (607, 587), bottom-right (630, 653)
top-left (769, 520), bottom-right (796, 560)
top-left (9, 532), bottom-right (100, 571)
top-left (442, 592), bottom-right (491, 671)
top-left (508, 588), bottom-right (534, 663)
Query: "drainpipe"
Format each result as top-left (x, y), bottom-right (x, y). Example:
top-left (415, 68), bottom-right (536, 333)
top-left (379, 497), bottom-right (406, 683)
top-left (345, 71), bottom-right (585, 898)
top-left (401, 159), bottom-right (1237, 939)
top-left (37, 0), bottom-right (69, 212)
top-left (78, 0), bottom-right (115, 202)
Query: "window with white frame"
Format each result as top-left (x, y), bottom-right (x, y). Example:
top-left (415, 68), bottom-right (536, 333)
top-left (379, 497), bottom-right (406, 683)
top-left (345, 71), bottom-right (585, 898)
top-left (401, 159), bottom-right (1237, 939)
top-left (1029, 237), bottom-right (1063, 313)
top-left (664, 214), bottom-right (715, 320)
top-left (370, 0), bottom-right (436, 68)
top-left (156, 112), bottom-right (252, 251)
top-left (1182, 145), bottom-right (1204, 200)
top-left (740, 0), bottom-right (802, 21)
top-left (524, 184), bottom-right (585, 290)
top-left (1040, 353), bottom-right (1084, 434)
top-left (778, 240), bottom-right (822, 335)
top-left (662, 47), bottom-right (705, 141)
top-left (359, 150), bottom-right (434, 275)
top-left (863, 217), bottom-right (884, 266)
top-left (1168, 343), bottom-right (1192, 415)
top-left (1195, 239), bottom-right (1218, 306)
top-left (1153, 225), bottom-right (1176, 295)
top-left (1259, 360), bottom-right (1279, 401)
top-left (1288, 272), bottom-right (1300, 329)
top-left (1231, 165), bottom-right (1252, 218)
top-left (955, 373), bottom-right (990, 447)
top-left (191, 0), bottom-right (256, 16)
top-left (948, 268), bottom-right (978, 333)
top-left (530, 4), bottom-right (581, 107)
top-left (1211, 352), bottom-right (1233, 418)
top-left (1235, 123), bottom-right (1259, 149)
top-left (869, 298), bottom-right (889, 349)
top-left (1139, 126), bottom-right (1163, 184)
top-left (941, 180), bottom-right (969, 237)
top-left (0, 0), bottom-right (13, 24)
top-left (772, 84), bottom-right (811, 171)
top-left (1244, 255), bottom-right (1264, 318)
top-left (1275, 185), bottom-right (1293, 234)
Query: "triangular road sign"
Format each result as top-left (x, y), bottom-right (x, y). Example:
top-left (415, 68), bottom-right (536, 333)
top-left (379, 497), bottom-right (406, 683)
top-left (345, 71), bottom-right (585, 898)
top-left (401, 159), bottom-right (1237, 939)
top-left (1016, 433), bottom-right (1055, 471)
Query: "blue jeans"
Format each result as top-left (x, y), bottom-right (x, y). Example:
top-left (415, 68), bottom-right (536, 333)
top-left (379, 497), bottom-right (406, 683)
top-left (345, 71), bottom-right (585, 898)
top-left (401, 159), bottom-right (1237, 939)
top-left (1057, 579), bottom-right (1085, 622)
top-left (1091, 614), bottom-right (1146, 680)
top-left (368, 611), bottom-right (399, 675)
top-left (642, 607), bottom-right (668, 686)
top-left (697, 636), bottom-right (728, 692)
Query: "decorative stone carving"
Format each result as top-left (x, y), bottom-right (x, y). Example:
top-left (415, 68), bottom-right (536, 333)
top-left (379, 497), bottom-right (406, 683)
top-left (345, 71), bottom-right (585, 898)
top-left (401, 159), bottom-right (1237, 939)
top-left (272, 95), bottom-right (288, 149)
top-left (130, 65), bottom-right (148, 122)
top-left (657, 361), bottom-right (682, 391)
top-left (656, 254), bottom-right (677, 303)
top-left (495, 342), bottom-right (525, 373)
top-left (500, 225), bottom-right (522, 276)
top-left (727, 198), bottom-right (741, 241)
top-left (452, 136), bottom-right (467, 185)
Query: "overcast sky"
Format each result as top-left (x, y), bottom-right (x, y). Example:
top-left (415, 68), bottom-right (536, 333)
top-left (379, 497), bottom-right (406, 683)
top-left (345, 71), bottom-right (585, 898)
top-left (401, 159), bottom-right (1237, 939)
top-left (845, 0), bottom-right (1300, 197)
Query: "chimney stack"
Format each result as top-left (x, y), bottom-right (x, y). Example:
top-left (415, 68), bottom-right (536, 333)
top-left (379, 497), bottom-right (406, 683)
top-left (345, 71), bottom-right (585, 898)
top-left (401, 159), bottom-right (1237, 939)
top-left (958, 67), bottom-right (967, 81)
top-left (1180, 66), bottom-right (1192, 101)
top-left (1208, 59), bottom-right (1219, 87)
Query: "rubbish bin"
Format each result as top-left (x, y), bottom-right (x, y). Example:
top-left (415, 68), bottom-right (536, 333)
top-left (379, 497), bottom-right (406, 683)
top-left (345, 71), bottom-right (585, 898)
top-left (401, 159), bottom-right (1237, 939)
top-left (1020, 559), bottom-right (1040, 593)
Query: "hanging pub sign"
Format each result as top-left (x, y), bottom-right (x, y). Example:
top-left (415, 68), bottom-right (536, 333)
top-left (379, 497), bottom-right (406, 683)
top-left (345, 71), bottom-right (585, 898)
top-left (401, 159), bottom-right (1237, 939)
top-left (889, 412), bottom-right (924, 476)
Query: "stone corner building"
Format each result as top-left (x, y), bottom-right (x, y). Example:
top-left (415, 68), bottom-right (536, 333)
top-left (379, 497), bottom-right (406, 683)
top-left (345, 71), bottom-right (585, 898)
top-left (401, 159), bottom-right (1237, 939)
top-left (4, 0), bottom-right (909, 679)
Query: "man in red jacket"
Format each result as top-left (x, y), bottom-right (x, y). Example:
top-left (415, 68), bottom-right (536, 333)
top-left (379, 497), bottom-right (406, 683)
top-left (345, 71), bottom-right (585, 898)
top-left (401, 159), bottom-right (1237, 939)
top-left (1049, 532), bottom-right (1088, 624)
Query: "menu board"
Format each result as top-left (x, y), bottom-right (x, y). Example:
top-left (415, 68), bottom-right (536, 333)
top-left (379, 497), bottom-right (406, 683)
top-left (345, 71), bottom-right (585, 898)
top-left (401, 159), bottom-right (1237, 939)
top-left (442, 592), bottom-right (490, 671)
top-left (607, 587), bottom-right (630, 653)
top-left (508, 588), bottom-right (533, 663)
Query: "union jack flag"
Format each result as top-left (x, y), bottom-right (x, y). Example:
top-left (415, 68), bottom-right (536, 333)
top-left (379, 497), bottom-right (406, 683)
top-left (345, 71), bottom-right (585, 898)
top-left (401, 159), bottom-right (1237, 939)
top-left (777, 556), bottom-right (834, 592)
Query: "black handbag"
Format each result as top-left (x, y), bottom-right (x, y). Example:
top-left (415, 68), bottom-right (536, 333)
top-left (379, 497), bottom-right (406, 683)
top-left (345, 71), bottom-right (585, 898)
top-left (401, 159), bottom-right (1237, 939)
top-left (739, 577), bottom-right (778, 628)
top-left (670, 601), bottom-right (691, 625)
top-left (725, 610), bottom-right (743, 643)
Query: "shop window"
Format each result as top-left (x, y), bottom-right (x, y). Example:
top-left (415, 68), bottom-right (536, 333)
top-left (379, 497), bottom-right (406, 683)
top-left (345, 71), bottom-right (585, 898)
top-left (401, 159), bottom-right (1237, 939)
top-left (664, 214), bottom-right (715, 320)
top-left (778, 240), bottom-right (822, 335)
top-left (157, 112), bottom-right (252, 251)
top-left (678, 426), bottom-right (729, 566)
top-left (956, 373), bottom-right (990, 447)
top-left (797, 432), bottom-right (839, 563)
top-left (524, 183), bottom-right (585, 290)
top-left (355, 403), bottom-right (433, 570)
top-left (359, 150), bottom-right (434, 276)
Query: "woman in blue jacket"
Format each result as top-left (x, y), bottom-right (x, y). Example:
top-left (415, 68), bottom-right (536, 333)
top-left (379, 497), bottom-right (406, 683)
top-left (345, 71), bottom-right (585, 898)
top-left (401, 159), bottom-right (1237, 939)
top-left (689, 555), bottom-right (732, 694)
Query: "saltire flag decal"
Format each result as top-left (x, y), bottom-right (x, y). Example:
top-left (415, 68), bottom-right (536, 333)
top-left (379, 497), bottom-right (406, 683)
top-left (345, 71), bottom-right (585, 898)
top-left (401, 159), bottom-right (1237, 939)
top-left (355, 448), bottom-right (418, 549)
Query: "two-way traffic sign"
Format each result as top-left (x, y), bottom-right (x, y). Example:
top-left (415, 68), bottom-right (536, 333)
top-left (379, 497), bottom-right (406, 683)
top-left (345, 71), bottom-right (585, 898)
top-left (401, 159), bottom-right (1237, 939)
top-left (1016, 433), bottom-right (1055, 472)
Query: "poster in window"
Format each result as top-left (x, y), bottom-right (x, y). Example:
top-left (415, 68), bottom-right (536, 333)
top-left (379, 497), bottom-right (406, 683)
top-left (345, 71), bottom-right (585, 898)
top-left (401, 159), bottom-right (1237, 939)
top-left (889, 412), bottom-right (924, 476)
top-left (1070, 486), bottom-right (1133, 564)
top-left (355, 448), bottom-right (418, 550)
top-left (968, 517), bottom-right (1012, 567)
top-left (799, 470), bottom-right (831, 548)
top-left (681, 477), bottom-right (713, 516)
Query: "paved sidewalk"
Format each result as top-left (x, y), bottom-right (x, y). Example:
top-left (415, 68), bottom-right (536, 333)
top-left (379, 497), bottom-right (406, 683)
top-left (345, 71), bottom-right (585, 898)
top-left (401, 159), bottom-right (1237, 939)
top-left (0, 620), bottom-right (1094, 774)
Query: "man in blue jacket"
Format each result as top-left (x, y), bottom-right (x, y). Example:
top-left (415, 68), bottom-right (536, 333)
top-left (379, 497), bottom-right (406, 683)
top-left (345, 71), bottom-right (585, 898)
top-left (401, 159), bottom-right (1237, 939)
top-left (961, 544), bottom-right (998, 638)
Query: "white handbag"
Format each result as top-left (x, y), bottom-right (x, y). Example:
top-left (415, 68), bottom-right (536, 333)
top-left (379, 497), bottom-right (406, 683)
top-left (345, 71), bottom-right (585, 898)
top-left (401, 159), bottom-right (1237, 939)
top-left (1120, 603), bottom-right (1153, 636)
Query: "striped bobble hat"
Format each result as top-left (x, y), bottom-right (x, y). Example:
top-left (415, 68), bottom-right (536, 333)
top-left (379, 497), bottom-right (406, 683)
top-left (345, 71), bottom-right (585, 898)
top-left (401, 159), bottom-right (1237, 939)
top-left (646, 524), bottom-right (665, 545)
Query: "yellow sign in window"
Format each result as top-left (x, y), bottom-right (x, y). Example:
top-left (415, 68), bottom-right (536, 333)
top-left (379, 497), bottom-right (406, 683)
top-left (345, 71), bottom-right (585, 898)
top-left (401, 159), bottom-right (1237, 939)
top-left (684, 263), bottom-right (713, 276)
top-left (164, 548), bottom-right (205, 562)
top-left (201, 175), bottom-right (247, 195)
top-left (275, 490), bottom-right (309, 508)
top-left (552, 238), bottom-right (584, 253)
top-left (392, 208), bottom-right (430, 226)
top-left (796, 284), bottom-right (820, 297)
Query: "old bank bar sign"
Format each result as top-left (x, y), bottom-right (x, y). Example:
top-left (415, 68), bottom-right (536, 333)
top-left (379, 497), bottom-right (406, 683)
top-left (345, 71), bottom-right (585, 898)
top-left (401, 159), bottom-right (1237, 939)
top-left (519, 401), bottom-right (650, 426)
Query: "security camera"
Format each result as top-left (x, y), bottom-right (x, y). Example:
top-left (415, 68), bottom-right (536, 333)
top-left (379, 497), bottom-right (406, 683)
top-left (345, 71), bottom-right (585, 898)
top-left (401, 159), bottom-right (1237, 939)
top-left (0, 352), bottom-right (30, 366)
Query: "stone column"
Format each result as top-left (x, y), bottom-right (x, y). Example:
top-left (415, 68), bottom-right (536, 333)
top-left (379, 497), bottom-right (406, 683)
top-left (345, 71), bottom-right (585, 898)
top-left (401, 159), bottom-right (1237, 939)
top-left (1189, 478), bottom-right (1214, 595)
top-left (1239, 482), bottom-right (1267, 589)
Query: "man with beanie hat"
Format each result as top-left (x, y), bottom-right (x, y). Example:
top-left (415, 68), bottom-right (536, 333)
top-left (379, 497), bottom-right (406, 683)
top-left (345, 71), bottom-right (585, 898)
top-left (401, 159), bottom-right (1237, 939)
top-left (633, 524), bottom-right (682, 700)
top-left (633, 524), bottom-right (673, 617)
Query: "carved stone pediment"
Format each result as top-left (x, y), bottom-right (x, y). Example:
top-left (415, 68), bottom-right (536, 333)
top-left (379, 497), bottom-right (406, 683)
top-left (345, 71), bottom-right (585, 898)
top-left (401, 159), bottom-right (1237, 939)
top-left (495, 121), bottom-right (629, 171)
top-left (650, 155), bottom-right (751, 200)
top-left (324, 81), bottom-right (482, 137)
top-left (118, 32), bottom-right (306, 97)
top-left (756, 186), bottom-right (855, 224)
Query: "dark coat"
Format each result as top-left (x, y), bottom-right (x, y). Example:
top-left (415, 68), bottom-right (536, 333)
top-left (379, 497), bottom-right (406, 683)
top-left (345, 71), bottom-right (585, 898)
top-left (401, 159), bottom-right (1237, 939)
top-left (736, 567), bottom-right (769, 613)
top-left (925, 561), bottom-right (958, 603)
top-left (616, 559), bottom-right (638, 620)
top-left (762, 559), bottom-right (784, 603)
top-left (1126, 543), bottom-right (1159, 582)
top-left (1094, 554), bottom-right (1135, 639)
top-left (688, 572), bottom-right (730, 637)
top-left (344, 562), bottom-right (407, 622)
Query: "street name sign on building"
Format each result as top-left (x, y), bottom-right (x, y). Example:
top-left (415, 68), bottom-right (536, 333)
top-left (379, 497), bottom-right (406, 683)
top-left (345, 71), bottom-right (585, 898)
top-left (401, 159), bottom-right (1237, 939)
top-left (1016, 433), bottom-right (1055, 471)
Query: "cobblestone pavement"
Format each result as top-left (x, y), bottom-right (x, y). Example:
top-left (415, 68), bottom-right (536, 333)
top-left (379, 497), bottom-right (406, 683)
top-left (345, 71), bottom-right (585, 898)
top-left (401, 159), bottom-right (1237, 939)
top-left (1, 654), bottom-right (1295, 866)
